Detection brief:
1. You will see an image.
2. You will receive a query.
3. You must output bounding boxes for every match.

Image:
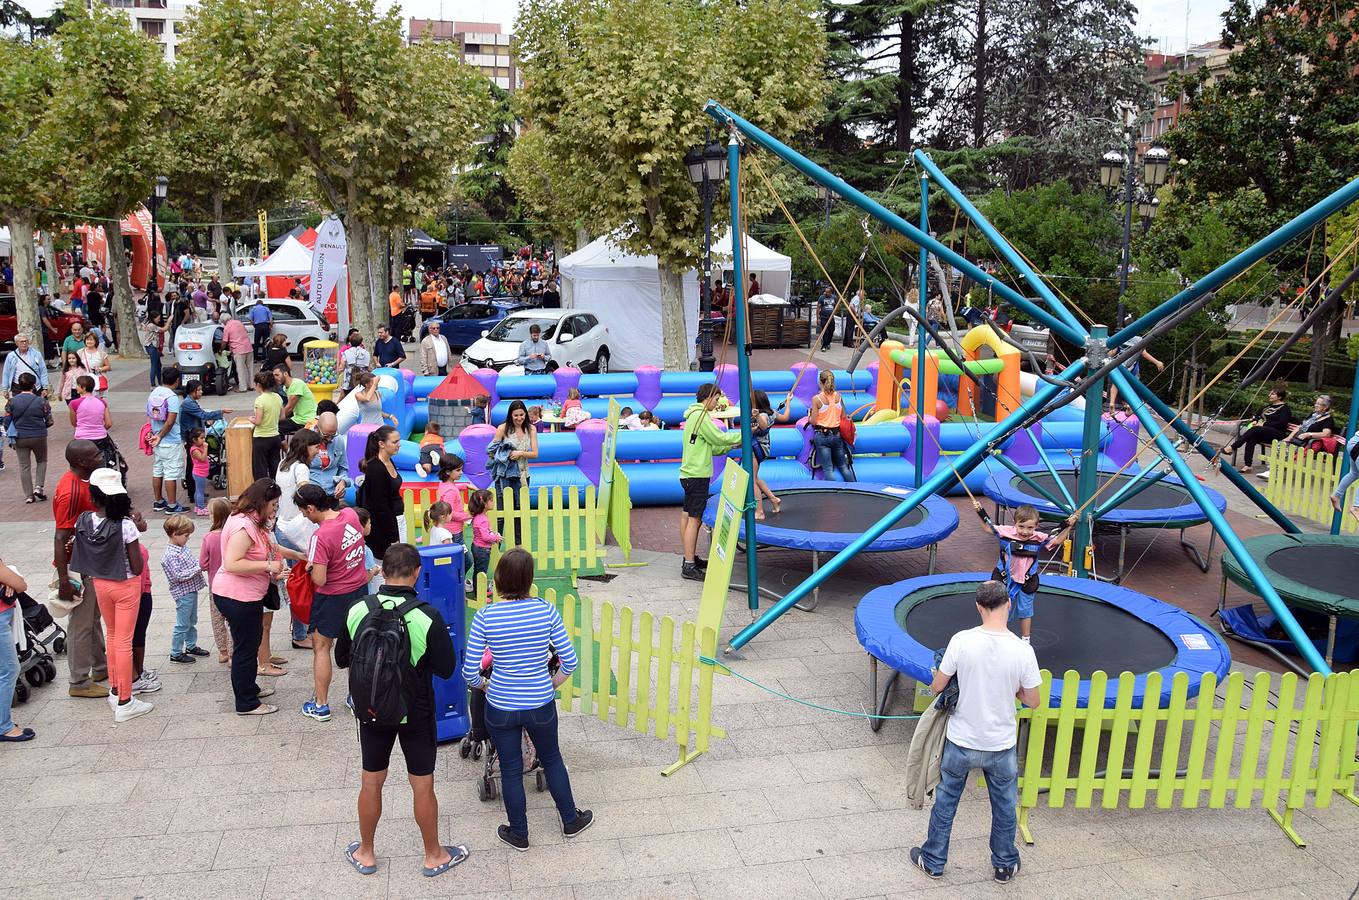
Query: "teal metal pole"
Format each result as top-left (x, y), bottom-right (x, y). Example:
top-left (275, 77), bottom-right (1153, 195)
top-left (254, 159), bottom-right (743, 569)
top-left (1331, 357), bottom-right (1359, 534)
top-left (1072, 326), bottom-right (1108, 577)
top-left (914, 173), bottom-right (929, 488)
top-left (989, 451), bottom-right (1072, 512)
top-left (1093, 465), bottom-right (1172, 518)
top-left (912, 150), bottom-right (1085, 337)
top-left (1022, 427), bottom-right (1076, 507)
top-left (1108, 367), bottom-right (1332, 674)
top-left (726, 359), bottom-right (1087, 652)
top-left (727, 134), bottom-right (760, 612)
top-left (1118, 371), bottom-right (1301, 533)
top-left (1109, 175), bottom-right (1359, 349)
top-left (702, 101), bottom-right (1086, 346)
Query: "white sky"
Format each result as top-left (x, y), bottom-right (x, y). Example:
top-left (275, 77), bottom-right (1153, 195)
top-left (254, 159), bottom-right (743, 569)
top-left (20, 0), bottom-right (1230, 55)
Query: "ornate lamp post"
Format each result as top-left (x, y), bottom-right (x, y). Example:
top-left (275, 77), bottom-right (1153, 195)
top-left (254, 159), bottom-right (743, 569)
top-left (147, 175), bottom-right (168, 293)
top-left (1101, 143), bottom-right (1169, 325)
top-left (686, 138), bottom-right (727, 372)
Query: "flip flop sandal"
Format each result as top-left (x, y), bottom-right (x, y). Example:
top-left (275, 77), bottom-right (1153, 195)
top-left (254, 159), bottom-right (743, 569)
top-left (344, 841), bottom-right (377, 876)
top-left (0, 728), bottom-right (35, 742)
top-left (422, 844), bottom-right (469, 878)
top-left (268, 656), bottom-right (288, 665)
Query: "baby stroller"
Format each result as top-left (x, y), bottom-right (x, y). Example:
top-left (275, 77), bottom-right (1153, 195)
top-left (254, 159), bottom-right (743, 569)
top-left (463, 647), bottom-right (558, 801)
top-left (11, 593), bottom-right (62, 706)
top-left (180, 418), bottom-right (229, 498)
top-left (94, 435), bottom-right (129, 487)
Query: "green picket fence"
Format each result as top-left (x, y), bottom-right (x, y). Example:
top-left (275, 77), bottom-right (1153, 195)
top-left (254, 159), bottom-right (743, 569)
top-left (1017, 669), bottom-right (1359, 846)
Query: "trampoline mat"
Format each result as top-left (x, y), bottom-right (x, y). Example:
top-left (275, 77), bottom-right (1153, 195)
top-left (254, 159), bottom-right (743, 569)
top-left (1018, 472), bottom-right (1192, 512)
top-left (766, 489), bottom-right (926, 534)
top-left (1265, 545), bottom-right (1359, 599)
top-left (898, 588), bottom-right (1177, 675)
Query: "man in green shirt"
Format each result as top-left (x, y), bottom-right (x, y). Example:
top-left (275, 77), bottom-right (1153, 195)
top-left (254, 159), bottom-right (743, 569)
top-left (678, 382), bottom-right (742, 581)
top-left (61, 320), bottom-right (89, 356)
top-left (273, 362), bottom-right (317, 436)
top-left (334, 543), bottom-right (466, 878)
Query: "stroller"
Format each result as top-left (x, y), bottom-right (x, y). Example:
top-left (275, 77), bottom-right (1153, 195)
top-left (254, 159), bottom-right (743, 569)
top-left (10, 593), bottom-right (63, 706)
top-left (94, 435), bottom-right (129, 487)
top-left (180, 418), bottom-right (229, 498)
top-left (462, 647), bottom-right (558, 802)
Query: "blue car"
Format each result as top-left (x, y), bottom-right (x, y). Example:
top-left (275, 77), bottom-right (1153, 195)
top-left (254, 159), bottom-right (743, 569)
top-left (419, 300), bottom-right (532, 350)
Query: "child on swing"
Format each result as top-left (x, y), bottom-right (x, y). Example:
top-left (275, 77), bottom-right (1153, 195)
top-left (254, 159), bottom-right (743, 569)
top-left (973, 501), bottom-right (1077, 642)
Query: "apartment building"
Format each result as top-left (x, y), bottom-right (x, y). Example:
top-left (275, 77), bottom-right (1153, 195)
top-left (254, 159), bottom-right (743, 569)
top-left (1137, 42), bottom-right (1237, 155)
top-left (408, 19), bottom-right (518, 91)
top-left (93, 0), bottom-right (191, 62)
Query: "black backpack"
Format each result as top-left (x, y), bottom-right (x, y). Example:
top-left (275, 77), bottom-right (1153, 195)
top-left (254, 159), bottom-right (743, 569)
top-left (349, 595), bottom-right (424, 727)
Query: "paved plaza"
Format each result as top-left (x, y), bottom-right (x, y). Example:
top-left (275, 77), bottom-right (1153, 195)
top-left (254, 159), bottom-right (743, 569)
top-left (0, 347), bottom-right (1356, 899)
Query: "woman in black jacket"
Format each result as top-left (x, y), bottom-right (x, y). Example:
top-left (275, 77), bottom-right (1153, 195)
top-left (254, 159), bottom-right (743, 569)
top-left (356, 425), bottom-right (403, 559)
top-left (1215, 384), bottom-right (1292, 473)
top-left (7, 372), bottom-right (51, 503)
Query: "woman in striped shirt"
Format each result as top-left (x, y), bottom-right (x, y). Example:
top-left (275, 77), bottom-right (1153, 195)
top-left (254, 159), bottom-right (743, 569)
top-left (462, 548), bottom-right (592, 851)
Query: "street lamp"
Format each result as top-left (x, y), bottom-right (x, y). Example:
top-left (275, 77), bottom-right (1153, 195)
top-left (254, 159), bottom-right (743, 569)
top-left (147, 175), bottom-right (168, 293)
top-left (686, 136), bottom-right (727, 372)
top-left (1100, 139), bottom-right (1169, 326)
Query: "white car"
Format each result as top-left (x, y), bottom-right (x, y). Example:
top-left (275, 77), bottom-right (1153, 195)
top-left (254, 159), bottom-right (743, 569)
top-left (460, 309), bottom-right (612, 374)
top-left (234, 298), bottom-right (335, 355)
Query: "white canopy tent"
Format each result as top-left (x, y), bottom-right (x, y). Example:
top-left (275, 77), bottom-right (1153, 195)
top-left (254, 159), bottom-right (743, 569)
top-left (557, 229), bottom-right (792, 370)
top-left (232, 235), bottom-right (314, 277)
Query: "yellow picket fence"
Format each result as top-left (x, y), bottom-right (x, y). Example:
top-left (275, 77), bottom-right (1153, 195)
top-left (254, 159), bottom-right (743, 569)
top-left (1017, 669), bottom-right (1359, 846)
top-left (467, 574), bottom-right (726, 774)
top-left (1261, 441), bottom-right (1358, 533)
top-left (403, 478), bottom-right (633, 575)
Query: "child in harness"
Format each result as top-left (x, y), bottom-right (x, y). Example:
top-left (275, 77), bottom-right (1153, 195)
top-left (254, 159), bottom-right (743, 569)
top-left (973, 501), bottom-right (1076, 642)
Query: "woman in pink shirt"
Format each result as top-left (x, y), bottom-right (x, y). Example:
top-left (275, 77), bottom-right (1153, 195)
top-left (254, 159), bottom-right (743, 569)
top-left (223, 314), bottom-right (255, 395)
top-left (68, 376), bottom-right (111, 441)
top-left (435, 455), bottom-right (471, 534)
top-left (212, 479), bottom-right (288, 715)
top-left (199, 498), bottom-right (233, 663)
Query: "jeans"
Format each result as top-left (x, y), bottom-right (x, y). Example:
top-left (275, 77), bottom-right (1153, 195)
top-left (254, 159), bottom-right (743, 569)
top-left (213, 595), bottom-right (263, 712)
top-left (0, 607), bottom-right (18, 733)
top-left (171, 591), bottom-right (200, 655)
top-left (496, 475), bottom-right (524, 546)
top-left (485, 700), bottom-right (577, 838)
top-left (812, 429), bottom-right (855, 482)
top-left (920, 739), bottom-right (1020, 873)
top-left (253, 323), bottom-right (270, 358)
top-left (146, 345), bottom-right (161, 388)
top-left (471, 546), bottom-right (491, 594)
top-left (193, 474), bottom-right (208, 509)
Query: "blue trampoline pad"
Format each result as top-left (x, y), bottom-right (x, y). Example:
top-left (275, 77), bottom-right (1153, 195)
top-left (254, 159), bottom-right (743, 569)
top-left (702, 481), bottom-right (958, 552)
top-left (856, 573), bottom-right (1230, 707)
top-left (983, 467), bottom-right (1226, 527)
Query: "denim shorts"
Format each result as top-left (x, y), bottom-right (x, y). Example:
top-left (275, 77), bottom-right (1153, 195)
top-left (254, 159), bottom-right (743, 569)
top-left (152, 440), bottom-right (186, 479)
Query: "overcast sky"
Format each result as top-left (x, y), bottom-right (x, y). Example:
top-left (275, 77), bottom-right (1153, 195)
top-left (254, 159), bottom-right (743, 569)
top-left (20, 0), bottom-right (1230, 53)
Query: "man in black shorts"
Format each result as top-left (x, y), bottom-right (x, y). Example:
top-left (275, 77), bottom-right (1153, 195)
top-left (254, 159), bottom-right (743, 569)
top-left (678, 383), bottom-right (742, 581)
top-left (334, 543), bottom-right (467, 877)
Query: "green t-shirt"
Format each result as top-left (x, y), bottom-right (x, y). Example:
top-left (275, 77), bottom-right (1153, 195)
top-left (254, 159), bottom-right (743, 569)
top-left (253, 390), bottom-right (282, 437)
top-left (344, 591), bottom-right (436, 667)
top-left (62, 335), bottom-right (85, 355)
top-left (286, 378), bottom-right (317, 425)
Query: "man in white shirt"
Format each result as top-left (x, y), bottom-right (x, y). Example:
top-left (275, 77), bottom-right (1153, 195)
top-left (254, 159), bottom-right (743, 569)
top-left (911, 580), bottom-right (1041, 885)
top-left (420, 320), bottom-right (452, 376)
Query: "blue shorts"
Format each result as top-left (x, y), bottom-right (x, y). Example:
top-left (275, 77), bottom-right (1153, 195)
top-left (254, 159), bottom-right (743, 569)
top-left (1008, 581), bottom-right (1035, 620)
top-left (311, 587), bottom-right (367, 639)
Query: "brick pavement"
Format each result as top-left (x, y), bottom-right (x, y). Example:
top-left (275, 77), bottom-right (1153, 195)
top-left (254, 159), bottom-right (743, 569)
top-left (0, 346), bottom-right (1354, 898)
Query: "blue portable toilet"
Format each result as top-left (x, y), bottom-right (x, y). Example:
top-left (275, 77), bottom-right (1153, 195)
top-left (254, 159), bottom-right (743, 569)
top-left (417, 543), bottom-right (470, 742)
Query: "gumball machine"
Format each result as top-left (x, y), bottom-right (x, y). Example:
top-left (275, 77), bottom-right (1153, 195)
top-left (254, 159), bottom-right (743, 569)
top-left (303, 340), bottom-right (340, 402)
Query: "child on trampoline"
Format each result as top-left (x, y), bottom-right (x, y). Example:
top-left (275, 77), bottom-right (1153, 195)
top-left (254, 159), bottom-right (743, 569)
top-left (973, 501), bottom-right (1077, 642)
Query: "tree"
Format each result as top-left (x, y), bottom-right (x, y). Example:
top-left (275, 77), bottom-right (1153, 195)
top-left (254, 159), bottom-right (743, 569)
top-left (0, 36), bottom-right (66, 344)
top-left (183, 0), bottom-right (486, 336)
top-left (51, 0), bottom-right (169, 358)
top-left (513, 0), bottom-right (828, 370)
top-left (1168, 0), bottom-right (1359, 387)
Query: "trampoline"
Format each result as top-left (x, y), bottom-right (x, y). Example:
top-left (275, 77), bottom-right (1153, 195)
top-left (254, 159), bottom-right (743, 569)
top-left (1219, 533), bottom-right (1359, 671)
top-left (856, 573), bottom-right (1230, 727)
top-left (702, 481), bottom-right (959, 610)
top-left (982, 466), bottom-right (1228, 582)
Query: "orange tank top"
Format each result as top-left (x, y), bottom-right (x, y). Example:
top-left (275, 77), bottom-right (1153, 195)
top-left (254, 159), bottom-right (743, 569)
top-left (813, 391), bottom-right (842, 428)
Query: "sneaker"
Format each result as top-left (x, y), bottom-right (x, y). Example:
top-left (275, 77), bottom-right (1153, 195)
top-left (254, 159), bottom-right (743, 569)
top-left (131, 674), bottom-right (162, 695)
top-left (302, 700), bottom-right (332, 722)
top-left (152, 499), bottom-right (168, 511)
top-left (909, 847), bottom-right (942, 880)
top-left (69, 682), bottom-right (110, 699)
top-left (994, 859), bottom-right (1021, 884)
top-left (194, 507), bottom-right (209, 517)
top-left (681, 562), bottom-right (704, 582)
top-left (113, 697), bottom-right (154, 723)
top-left (497, 825), bottom-right (529, 852)
top-left (692, 555), bottom-right (708, 571)
top-left (107, 690), bottom-right (118, 711)
top-left (186, 646), bottom-right (210, 657)
top-left (164, 503), bottom-right (187, 514)
top-left (1256, 469), bottom-right (1270, 480)
top-left (0, 460), bottom-right (5, 470)
top-left (169, 652), bottom-right (196, 664)
top-left (562, 809), bottom-right (594, 838)
top-left (345, 694), bottom-right (355, 716)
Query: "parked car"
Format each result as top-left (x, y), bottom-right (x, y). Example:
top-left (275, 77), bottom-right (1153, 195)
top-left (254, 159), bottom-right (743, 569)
top-left (460, 309), bottom-right (611, 374)
top-left (0, 294), bottom-right (84, 355)
top-left (418, 300), bottom-right (531, 349)
top-left (233, 298), bottom-right (334, 356)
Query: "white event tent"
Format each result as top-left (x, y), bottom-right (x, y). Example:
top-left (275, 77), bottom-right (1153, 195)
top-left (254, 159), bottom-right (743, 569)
top-left (557, 229), bottom-right (791, 370)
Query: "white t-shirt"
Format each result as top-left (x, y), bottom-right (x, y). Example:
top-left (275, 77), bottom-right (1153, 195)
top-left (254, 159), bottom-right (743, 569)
top-left (938, 625), bottom-right (1042, 752)
top-left (433, 339), bottom-right (449, 368)
top-left (274, 461), bottom-right (316, 549)
top-left (427, 524), bottom-right (454, 546)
